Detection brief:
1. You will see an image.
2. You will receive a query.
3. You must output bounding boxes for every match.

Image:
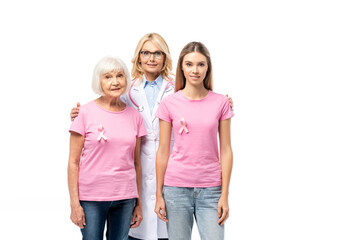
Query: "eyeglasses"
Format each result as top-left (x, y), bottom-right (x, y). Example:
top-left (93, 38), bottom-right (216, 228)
top-left (140, 51), bottom-right (164, 59)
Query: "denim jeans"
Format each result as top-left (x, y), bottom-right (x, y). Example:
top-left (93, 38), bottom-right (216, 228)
top-left (80, 199), bottom-right (135, 240)
top-left (163, 186), bottom-right (224, 240)
top-left (128, 237), bottom-right (168, 240)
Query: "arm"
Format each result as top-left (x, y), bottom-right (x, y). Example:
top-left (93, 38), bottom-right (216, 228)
top-left (217, 118), bottom-right (233, 226)
top-left (131, 137), bottom-right (143, 228)
top-left (67, 132), bottom-right (86, 228)
top-left (154, 120), bottom-right (172, 222)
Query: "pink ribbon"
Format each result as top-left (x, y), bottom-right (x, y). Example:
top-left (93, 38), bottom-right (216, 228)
top-left (179, 118), bottom-right (189, 134)
top-left (97, 125), bottom-right (108, 141)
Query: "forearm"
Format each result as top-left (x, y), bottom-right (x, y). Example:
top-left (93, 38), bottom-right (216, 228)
top-left (220, 150), bottom-right (233, 196)
top-left (156, 120), bottom-right (172, 198)
top-left (134, 138), bottom-right (142, 206)
top-left (134, 159), bottom-right (142, 207)
top-left (68, 133), bottom-right (84, 207)
top-left (156, 150), bottom-right (169, 197)
top-left (68, 161), bottom-right (80, 207)
top-left (218, 118), bottom-right (233, 196)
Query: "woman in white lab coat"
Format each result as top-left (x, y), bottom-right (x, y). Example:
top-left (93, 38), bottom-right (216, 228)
top-left (124, 33), bottom-right (174, 240)
top-left (71, 33), bottom-right (173, 240)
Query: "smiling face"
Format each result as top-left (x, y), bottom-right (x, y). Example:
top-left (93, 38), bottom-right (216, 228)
top-left (139, 41), bottom-right (164, 77)
top-left (100, 71), bottom-right (127, 98)
top-left (181, 52), bottom-right (208, 87)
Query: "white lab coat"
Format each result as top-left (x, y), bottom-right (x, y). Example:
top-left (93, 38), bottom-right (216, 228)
top-left (121, 78), bottom-right (174, 240)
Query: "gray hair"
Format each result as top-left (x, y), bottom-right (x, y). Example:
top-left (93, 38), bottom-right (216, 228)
top-left (92, 56), bottom-right (131, 95)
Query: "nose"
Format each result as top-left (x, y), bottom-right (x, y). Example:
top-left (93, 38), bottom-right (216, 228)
top-left (111, 76), bottom-right (119, 85)
top-left (192, 65), bottom-right (199, 73)
top-left (149, 53), bottom-right (156, 61)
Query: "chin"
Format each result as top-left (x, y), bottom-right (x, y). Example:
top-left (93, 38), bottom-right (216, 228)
top-left (188, 81), bottom-right (203, 87)
top-left (145, 68), bottom-right (161, 73)
top-left (110, 92), bottom-right (123, 98)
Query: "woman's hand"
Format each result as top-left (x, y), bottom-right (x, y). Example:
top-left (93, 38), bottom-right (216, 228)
top-left (130, 205), bottom-right (143, 228)
top-left (70, 102), bottom-right (81, 121)
top-left (70, 204), bottom-right (86, 229)
top-left (154, 196), bottom-right (168, 222)
top-left (226, 94), bottom-right (234, 112)
top-left (217, 195), bottom-right (229, 226)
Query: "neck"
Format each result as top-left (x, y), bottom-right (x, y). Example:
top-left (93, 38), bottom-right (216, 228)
top-left (144, 72), bottom-right (160, 82)
top-left (181, 84), bottom-right (209, 100)
top-left (96, 96), bottom-right (125, 111)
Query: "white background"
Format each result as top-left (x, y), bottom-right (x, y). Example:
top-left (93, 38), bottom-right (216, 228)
top-left (0, 0), bottom-right (359, 239)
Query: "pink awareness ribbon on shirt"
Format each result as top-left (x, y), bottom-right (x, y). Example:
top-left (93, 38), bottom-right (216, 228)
top-left (97, 125), bottom-right (108, 141)
top-left (179, 118), bottom-right (189, 134)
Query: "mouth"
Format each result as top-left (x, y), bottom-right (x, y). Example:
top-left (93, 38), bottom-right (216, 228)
top-left (146, 63), bottom-right (158, 67)
top-left (190, 75), bottom-right (200, 80)
top-left (111, 88), bottom-right (121, 91)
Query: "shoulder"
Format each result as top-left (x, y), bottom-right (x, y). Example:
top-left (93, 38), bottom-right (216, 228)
top-left (158, 91), bottom-right (181, 110)
top-left (126, 106), bottom-right (145, 125)
top-left (208, 91), bottom-right (227, 101)
top-left (208, 91), bottom-right (229, 105)
top-left (125, 104), bottom-right (137, 114)
top-left (130, 78), bottom-right (142, 88)
top-left (162, 90), bottom-right (180, 102)
top-left (78, 101), bottom-right (96, 113)
top-left (125, 105), bottom-right (142, 118)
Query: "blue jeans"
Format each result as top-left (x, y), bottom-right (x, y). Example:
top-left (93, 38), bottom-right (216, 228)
top-left (128, 237), bottom-right (168, 240)
top-left (163, 186), bottom-right (224, 240)
top-left (80, 199), bottom-right (135, 240)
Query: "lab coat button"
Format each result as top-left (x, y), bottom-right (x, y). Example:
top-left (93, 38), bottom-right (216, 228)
top-left (148, 175), bottom-right (154, 180)
top-left (150, 195), bottom-right (155, 200)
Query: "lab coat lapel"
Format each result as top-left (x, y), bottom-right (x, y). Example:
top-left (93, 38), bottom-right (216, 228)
top-left (131, 82), bottom-right (152, 125)
top-left (151, 81), bottom-right (173, 123)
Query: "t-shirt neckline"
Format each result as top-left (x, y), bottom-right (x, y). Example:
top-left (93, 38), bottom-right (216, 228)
top-left (92, 100), bottom-right (128, 114)
top-left (179, 90), bottom-right (212, 102)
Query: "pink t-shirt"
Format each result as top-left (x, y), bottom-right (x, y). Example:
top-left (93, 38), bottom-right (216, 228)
top-left (69, 101), bottom-right (147, 201)
top-left (155, 90), bottom-right (234, 187)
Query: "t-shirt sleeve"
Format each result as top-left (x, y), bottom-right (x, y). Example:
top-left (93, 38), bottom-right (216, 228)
top-left (155, 101), bottom-right (172, 122)
top-left (69, 106), bottom-right (85, 136)
top-left (136, 112), bottom-right (147, 137)
top-left (220, 96), bottom-right (234, 121)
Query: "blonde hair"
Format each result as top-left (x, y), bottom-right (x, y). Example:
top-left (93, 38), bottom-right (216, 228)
top-left (92, 56), bottom-right (131, 95)
top-left (131, 33), bottom-right (173, 81)
top-left (175, 42), bottom-right (213, 92)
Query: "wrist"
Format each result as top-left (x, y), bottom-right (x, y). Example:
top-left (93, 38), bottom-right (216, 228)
top-left (70, 201), bottom-right (81, 208)
top-left (221, 191), bottom-right (229, 198)
top-left (135, 198), bottom-right (142, 207)
top-left (156, 191), bottom-right (163, 198)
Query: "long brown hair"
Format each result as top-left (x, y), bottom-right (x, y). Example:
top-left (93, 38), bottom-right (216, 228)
top-left (175, 42), bottom-right (213, 92)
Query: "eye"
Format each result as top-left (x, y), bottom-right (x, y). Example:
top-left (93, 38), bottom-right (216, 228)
top-left (117, 74), bottom-right (123, 78)
top-left (186, 63), bottom-right (191, 66)
top-left (199, 63), bottom-right (205, 67)
top-left (154, 51), bottom-right (162, 57)
top-left (105, 75), bottom-right (111, 79)
top-left (142, 51), bottom-right (150, 56)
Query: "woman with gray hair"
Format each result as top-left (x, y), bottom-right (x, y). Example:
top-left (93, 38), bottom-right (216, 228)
top-left (67, 56), bottom-right (146, 239)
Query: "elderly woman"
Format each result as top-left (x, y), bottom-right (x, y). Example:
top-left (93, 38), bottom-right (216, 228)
top-left (67, 56), bottom-right (146, 240)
